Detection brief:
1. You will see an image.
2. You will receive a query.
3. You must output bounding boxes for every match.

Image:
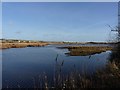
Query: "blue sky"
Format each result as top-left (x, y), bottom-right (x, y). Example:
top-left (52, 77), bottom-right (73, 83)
top-left (1, 0), bottom-right (119, 2)
top-left (2, 2), bottom-right (117, 42)
top-left (0, 3), bottom-right (2, 39)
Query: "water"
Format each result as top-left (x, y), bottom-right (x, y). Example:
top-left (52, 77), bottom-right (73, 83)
top-left (2, 45), bottom-right (111, 88)
top-left (0, 50), bottom-right (2, 89)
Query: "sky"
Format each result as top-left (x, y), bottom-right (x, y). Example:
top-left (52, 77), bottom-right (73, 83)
top-left (2, 2), bottom-right (118, 42)
top-left (1, 0), bottom-right (119, 2)
top-left (0, 3), bottom-right (2, 39)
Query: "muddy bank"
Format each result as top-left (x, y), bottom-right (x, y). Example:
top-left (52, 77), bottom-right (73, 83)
top-left (0, 42), bottom-right (48, 49)
top-left (58, 46), bottom-right (112, 56)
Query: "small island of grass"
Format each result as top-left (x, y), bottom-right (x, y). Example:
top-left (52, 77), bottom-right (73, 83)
top-left (58, 46), bottom-right (112, 56)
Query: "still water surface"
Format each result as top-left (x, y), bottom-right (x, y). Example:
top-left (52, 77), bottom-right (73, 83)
top-left (2, 45), bottom-right (111, 88)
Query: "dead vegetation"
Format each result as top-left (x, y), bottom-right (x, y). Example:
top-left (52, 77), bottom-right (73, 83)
top-left (59, 46), bottom-right (112, 56)
top-left (0, 42), bottom-right (48, 49)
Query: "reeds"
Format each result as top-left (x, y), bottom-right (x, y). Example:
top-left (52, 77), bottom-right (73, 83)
top-left (0, 42), bottom-right (48, 49)
top-left (58, 46), bottom-right (112, 56)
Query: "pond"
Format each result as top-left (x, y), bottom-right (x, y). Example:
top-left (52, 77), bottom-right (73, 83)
top-left (2, 45), bottom-right (111, 88)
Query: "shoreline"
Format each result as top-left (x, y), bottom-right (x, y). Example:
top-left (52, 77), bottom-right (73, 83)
top-left (0, 42), bottom-right (49, 49)
top-left (0, 42), bottom-right (113, 51)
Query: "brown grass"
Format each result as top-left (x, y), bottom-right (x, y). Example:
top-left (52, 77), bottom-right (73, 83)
top-left (0, 42), bottom-right (48, 49)
top-left (59, 46), bottom-right (112, 56)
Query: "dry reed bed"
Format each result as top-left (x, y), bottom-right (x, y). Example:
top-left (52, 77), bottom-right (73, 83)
top-left (59, 46), bottom-right (112, 56)
top-left (0, 42), bottom-right (48, 49)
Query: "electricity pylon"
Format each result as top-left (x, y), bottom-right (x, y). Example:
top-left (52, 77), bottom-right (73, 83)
top-left (111, 1), bottom-right (120, 42)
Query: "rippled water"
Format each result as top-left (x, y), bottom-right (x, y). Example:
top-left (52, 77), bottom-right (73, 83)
top-left (2, 45), bottom-right (111, 88)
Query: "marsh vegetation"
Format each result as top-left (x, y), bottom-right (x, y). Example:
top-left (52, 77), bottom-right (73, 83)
top-left (59, 46), bottom-right (112, 56)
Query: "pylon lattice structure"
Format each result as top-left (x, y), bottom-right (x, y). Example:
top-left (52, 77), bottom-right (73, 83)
top-left (112, 2), bottom-right (120, 42)
top-left (118, 1), bottom-right (120, 42)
